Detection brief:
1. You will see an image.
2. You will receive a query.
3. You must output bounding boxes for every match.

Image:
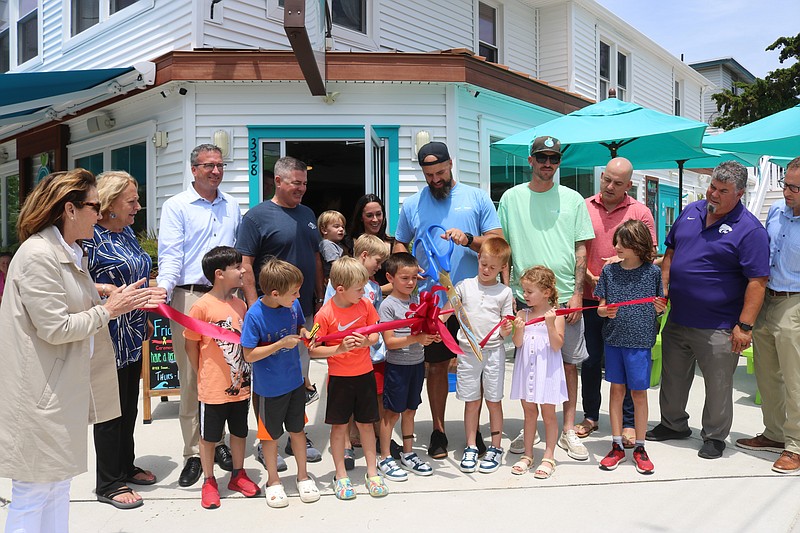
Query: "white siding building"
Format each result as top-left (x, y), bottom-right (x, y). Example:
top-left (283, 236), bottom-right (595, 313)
top-left (0, 0), bottom-right (714, 249)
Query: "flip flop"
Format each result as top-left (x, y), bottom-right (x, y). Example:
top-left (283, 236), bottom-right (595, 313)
top-left (126, 466), bottom-right (157, 485)
top-left (574, 419), bottom-right (598, 438)
top-left (97, 486), bottom-right (144, 510)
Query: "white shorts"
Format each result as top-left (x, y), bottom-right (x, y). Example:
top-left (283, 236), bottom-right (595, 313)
top-left (456, 344), bottom-right (506, 402)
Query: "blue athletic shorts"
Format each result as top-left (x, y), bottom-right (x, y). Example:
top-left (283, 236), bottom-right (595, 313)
top-left (604, 344), bottom-right (652, 391)
top-left (382, 362), bottom-right (425, 413)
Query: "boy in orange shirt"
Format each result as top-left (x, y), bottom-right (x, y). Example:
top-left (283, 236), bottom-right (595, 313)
top-left (185, 246), bottom-right (260, 509)
top-left (310, 257), bottom-right (388, 500)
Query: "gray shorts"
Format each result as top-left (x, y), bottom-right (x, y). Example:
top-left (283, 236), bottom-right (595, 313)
top-left (456, 344), bottom-right (506, 402)
top-left (516, 299), bottom-right (588, 365)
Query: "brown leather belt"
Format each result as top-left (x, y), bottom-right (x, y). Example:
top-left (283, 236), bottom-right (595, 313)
top-left (177, 284), bottom-right (212, 293)
top-left (767, 289), bottom-right (799, 297)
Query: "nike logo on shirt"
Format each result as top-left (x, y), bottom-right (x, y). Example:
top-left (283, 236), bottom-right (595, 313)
top-left (337, 317), bottom-right (361, 331)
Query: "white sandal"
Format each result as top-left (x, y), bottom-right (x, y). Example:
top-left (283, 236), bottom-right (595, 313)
top-left (265, 484), bottom-right (289, 508)
top-left (296, 477), bottom-right (320, 503)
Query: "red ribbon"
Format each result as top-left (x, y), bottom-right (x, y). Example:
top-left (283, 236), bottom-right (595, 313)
top-left (148, 303), bottom-right (243, 344)
top-left (478, 296), bottom-right (662, 348)
top-left (315, 288), bottom-right (463, 355)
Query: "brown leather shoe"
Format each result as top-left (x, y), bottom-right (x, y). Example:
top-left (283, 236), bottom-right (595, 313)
top-left (772, 450), bottom-right (800, 473)
top-left (735, 434), bottom-right (785, 454)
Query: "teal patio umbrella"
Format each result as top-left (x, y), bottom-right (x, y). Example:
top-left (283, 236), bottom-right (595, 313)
top-left (493, 98), bottom-right (710, 212)
top-left (703, 103), bottom-right (800, 158)
top-left (493, 98), bottom-right (709, 168)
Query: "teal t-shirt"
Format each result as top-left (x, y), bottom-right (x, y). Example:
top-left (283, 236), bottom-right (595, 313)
top-left (498, 184), bottom-right (595, 304)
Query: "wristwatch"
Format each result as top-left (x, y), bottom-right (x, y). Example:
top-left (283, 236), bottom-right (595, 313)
top-left (736, 321), bottom-right (753, 332)
top-left (463, 232), bottom-right (474, 247)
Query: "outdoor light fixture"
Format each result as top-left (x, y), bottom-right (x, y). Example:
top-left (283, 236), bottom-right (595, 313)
top-left (213, 129), bottom-right (231, 159)
top-left (152, 131), bottom-right (169, 149)
top-left (414, 130), bottom-right (431, 154)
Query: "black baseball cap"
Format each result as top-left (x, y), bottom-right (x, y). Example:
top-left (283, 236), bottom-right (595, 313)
top-left (418, 141), bottom-right (451, 166)
top-left (530, 136), bottom-right (562, 155)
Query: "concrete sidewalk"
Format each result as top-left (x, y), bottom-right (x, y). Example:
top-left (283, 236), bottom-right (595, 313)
top-left (2, 357), bottom-right (799, 532)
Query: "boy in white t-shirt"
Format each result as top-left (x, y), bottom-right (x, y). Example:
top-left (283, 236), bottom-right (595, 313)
top-left (454, 237), bottom-right (514, 474)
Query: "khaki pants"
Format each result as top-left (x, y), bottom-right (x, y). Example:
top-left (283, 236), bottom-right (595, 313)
top-left (171, 286), bottom-right (223, 459)
top-left (753, 293), bottom-right (800, 454)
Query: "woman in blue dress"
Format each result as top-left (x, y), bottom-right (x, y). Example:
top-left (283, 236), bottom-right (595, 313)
top-left (86, 171), bottom-right (166, 509)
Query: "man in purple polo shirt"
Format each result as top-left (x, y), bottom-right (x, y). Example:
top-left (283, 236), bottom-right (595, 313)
top-left (579, 157), bottom-right (656, 446)
top-left (646, 161), bottom-right (769, 460)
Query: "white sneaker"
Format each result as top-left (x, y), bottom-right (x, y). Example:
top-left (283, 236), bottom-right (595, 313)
top-left (401, 452), bottom-right (433, 476)
top-left (508, 429), bottom-right (541, 454)
top-left (378, 456), bottom-right (408, 481)
top-left (558, 430), bottom-right (589, 461)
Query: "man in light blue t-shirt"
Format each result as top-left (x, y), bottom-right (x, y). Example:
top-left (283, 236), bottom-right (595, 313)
top-left (394, 141), bottom-right (503, 460)
top-left (498, 136), bottom-right (595, 462)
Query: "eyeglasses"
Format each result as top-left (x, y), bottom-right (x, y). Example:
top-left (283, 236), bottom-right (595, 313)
top-left (533, 154), bottom-right (561, 165)
top-left (77, 201), bottom-right (102, 214)
top-left (193, 163), bottom-right (227, 171)
top-left (778, 179), bottom-right (800, 193)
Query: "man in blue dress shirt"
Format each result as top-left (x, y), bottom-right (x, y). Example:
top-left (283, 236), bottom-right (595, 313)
top-left (157, 144), bottom-right (242, 486)
top-left (736, 156), bottom-right (800, 473)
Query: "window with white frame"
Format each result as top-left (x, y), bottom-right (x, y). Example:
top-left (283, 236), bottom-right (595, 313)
top-left (478, 2), bottom-right (498, 63)
top-left (1, 1), bottom-right (9, 73)
top-left (674, 80), bottom-right (682, 116)
top-left (617, 51), bottom-right (627, 100)
top-left (599, 40), bottom-right (629, 101)
top-left (278, 0), bottom-right (366, 34)
top-left (70, 0), bottom-right (143, 36)
top-left (17, 0), bottom-right (37, 65)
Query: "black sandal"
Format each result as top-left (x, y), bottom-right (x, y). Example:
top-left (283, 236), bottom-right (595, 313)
top-left (126, 466), bottom-right (157, 486)
top-left (97, 486), bottom-right (144, 509)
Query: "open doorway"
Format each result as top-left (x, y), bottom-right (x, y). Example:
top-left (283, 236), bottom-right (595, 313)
top-left (261, 139), bottom-right (365, 223)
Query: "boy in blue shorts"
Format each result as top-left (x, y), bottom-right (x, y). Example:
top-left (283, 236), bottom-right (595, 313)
top-left (185, 246), bottom-right (260, 509)
top-left (241, 258), bottom-right (320, 508)
top-left (596, 220), bottom-right (667, 474)
top-left (377, 253), bottom-right (441, 481)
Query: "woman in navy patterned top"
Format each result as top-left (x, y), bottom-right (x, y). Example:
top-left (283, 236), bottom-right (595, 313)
top-left (86, 171), bottom-right (166, 508)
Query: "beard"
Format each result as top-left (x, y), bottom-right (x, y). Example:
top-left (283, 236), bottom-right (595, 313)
top-left (430, 178), bottom-right (453, 200)
top-left (706, 202), bottom-right (717, 214)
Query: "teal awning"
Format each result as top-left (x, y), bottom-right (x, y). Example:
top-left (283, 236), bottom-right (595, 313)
top-left (0, 63), bottom-right (154, 135)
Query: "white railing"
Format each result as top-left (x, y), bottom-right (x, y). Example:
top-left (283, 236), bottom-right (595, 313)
top-left (747, 157), bottom-right (783, 215)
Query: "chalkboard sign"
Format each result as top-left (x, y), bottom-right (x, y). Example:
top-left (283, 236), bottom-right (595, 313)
top-left (148, 315), bottom-right (180, 389)
top-left (141, 312), bottom-right (181, 423)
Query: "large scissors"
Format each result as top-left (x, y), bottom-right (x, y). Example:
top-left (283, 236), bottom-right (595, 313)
top-left (415, 225), bottom-right (483, 361)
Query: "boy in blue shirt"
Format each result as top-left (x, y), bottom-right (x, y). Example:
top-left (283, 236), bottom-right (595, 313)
top-left (241, 258), bottom-right (320, 508)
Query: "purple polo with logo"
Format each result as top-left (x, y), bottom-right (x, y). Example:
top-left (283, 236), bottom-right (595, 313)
top-left (665, 199), bottom-right (769, 329)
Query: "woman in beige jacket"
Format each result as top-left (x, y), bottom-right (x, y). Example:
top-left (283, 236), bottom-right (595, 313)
top-left (0, 169), bottom-right (163, 533)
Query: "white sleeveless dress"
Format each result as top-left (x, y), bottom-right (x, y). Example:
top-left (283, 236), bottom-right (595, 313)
top-left (510, 311), bottom-right (568, 405)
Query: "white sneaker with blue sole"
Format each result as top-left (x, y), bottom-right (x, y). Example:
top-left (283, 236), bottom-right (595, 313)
top-left (401, 452), bottom-right (433, 476)
top-left (378, 457), bottom-right (408, 481)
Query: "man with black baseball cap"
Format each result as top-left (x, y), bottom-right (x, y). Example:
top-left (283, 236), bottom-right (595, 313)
top-left (394, 141), bottom-right (503, 459)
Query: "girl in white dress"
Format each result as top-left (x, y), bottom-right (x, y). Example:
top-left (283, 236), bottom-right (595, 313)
top-left (510, 266), bottom-right (566, 478)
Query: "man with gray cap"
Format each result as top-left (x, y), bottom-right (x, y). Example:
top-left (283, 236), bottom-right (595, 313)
top-left (394, 141), bottom-right (503, 459)
top-left (498, 136), bottom-right (595, 462)
top-left (648, 161), bottom-right (769, 460)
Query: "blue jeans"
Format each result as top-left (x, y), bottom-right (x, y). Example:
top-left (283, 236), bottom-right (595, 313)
top-left (582, 300), bottom-right (634, 428)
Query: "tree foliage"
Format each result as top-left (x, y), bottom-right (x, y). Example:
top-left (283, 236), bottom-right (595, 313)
top-left (712, 33), bottom-right (800, 129)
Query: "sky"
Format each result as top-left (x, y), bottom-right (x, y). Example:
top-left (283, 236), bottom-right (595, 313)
top-left (595, 0), bottom-right (800, 78)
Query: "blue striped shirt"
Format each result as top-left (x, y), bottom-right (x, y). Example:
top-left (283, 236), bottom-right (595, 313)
top-left (765, 199), bottom-right (800, 292)
top-left (86, 225), bottom-right (152, 369)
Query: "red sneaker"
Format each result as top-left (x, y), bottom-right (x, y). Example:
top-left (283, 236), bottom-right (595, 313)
top-left (228, 470), bottom-right (261, 498)
top-left (599, 443), bottom-right (626, 471)
top-left (632, 445), bottom-right (654, 474)
top-left (201, 477), bottom-right (220, 509)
